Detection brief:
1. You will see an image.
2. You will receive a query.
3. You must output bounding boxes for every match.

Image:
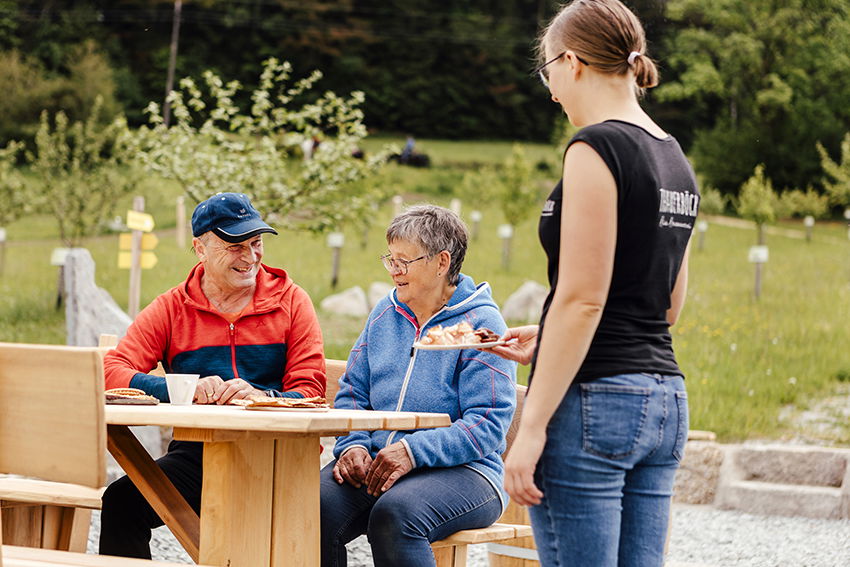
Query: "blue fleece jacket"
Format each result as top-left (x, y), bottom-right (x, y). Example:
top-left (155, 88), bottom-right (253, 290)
top-left (332, 274), bottom-right (517, 509)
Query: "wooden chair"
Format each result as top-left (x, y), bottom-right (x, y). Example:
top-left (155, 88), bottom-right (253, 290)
top-left (0, 343), bottom-right (109, 553)
top-left (324, 359), bottom-right (533, 567)
top-left (0, 342), bottom-right (216, 566)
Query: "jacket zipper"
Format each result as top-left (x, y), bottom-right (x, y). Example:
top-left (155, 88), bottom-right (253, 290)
top-left (229, 322), bottom-right (240, 379)
top-left (385, 307), bottom-right (447, 447)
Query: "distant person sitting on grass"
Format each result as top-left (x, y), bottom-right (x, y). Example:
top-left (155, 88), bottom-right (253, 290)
top-left (99, 191), bottom-right (326, 559)
top-left (400, 134), bottom-right (415, 163)
top-left (320, 205), bottom-right (516, 567)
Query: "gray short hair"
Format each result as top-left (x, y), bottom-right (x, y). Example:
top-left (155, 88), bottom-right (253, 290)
top-left (386, 205), bottom-right (469, 285)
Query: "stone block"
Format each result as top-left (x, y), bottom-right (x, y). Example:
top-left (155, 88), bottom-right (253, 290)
top-left (718, 481), bottom-right (843, 519)
top-left (673, 441), bottom-right (724, 505)
top-left (501, 281), bottom-right (547, 323)
top-left (368, 282), bottom-right (394, 309)
top-left (734, 445), bottom-right (848, 487)
top-left (320, 286), bottom-right (369, 317)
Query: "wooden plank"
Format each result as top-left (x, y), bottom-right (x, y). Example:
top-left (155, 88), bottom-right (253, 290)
top-left (3, 544), bottom-right (215, 566)
top-left (106, 405), bottom-right (449, 435)
top-left (433, 544), bottom-right (467, 567)
top-left (0, 480), bottom-right (102, 509)
top-left (270, 436), bottom-right (321, 567)
top-left (60, 508), bottom-right (90, 553)
top-left (106, 425), bottom-right (200, 562)
top-left (200, 440), bottom-right (275, 567)
top-left (0, 506), bottom-right (41, 548)
top-left (0, 344), bottom-right (106, 488)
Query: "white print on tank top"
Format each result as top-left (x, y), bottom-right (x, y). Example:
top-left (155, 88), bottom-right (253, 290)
top-left (658, 187), bottom-right (699, 229)
top-left (541, 199), bottom-right (556, 217)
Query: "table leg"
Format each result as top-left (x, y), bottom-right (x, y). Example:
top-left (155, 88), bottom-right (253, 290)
top-left (106, 424), bottom-right (200, 562)
top-left (270, 436), bottom-right (321, 567)
top-left (200, 439), bottom-right (276, 567)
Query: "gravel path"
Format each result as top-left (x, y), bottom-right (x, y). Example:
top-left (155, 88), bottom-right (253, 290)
top-left (86, 503), bottom-right (850, 566)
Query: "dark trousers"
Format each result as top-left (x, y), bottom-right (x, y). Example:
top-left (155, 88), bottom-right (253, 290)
top-left (99, 440), bottom-right (203, 559)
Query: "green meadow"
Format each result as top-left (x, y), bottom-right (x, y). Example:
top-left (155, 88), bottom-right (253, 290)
top-left (1, 137), bottom-right (849, 444)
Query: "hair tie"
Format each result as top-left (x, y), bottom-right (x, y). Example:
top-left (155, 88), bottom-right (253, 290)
top-left (627, 51), bottom-right (641, 66)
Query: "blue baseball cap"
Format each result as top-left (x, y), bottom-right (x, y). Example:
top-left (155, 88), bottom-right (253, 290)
top-left (191, 193), bottom-right (278, 243)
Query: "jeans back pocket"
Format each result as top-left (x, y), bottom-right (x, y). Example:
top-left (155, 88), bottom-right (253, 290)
top-left (580, 383), bottom-right (650, 460)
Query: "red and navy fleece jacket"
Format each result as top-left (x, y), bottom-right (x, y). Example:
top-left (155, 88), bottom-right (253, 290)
top-left (104, 263), bottom-right (326, 402)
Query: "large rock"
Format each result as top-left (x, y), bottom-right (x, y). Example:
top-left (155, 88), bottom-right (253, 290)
top-left (368, 282), bottom-right (394, 309)
top-left (501, 280), bottom-right (548, 323)
top-left (673, 440), bottom-right (724, 505)
top-left (320, 286), bottom-right (369, 317)
top-left (64, 248), bottom-right (132, 347)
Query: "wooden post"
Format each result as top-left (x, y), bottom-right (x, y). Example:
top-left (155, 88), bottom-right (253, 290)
top-left (327, 232), bottom-right (344, 290)
top-left (696, 219), bottom-right (708, 251)
top-left (470, 211), bottom-right (482, 241)
top-left (176, 195), bottom-right (187, 249)
top-left (162, 0), bottom-right (183, 127)
top-left (128, 197), bottom-right (145, 318)
top-left (498, 224), bottom-right (514, 270)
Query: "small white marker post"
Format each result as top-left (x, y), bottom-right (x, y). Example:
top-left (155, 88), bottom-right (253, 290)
top-left (803, 215), bottom-right (815, 243)
top-left (327, 232), bottom-right (345, 290)
top-left (748, 245), bottom-right (769, 299)
top-left (470, 210), bottom-right (482, 241)
top-left (450, 198), bottom-right (462, 217)
top-left (0, 227), bottom-right (6, 277)
top-left (392, 195), bottom-right (404, 218)
top-left (696, 219), bottom-right (709, 251)
top-left (50, 247), bottom-right (70, 309)
top-left (498, 223), bottom-right (514, 270)
top-left (175, 196), bottom-right (187, 249)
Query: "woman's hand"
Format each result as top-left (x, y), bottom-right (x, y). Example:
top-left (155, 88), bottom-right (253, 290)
top-left (364, 442), bottom-right (413, 496)
top-left (333, 447), bottom-right (373, 487)
top-left (483, 325), bottom-right (539, 366)
top-left (504, 425), bottom-right (546, 506)
top-left (194, 375), bottom-right (225, 404)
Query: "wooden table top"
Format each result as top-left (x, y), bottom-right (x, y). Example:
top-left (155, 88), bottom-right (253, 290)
top-left (105, 404), bottom-right (451, 436)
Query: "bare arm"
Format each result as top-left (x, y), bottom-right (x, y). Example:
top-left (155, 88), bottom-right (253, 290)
top-left (666, 241), bottom-right (690, 326)
top-left (505, 141), bottom-right (618, 505)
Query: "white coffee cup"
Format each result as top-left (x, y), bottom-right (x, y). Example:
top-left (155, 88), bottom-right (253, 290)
top-left (165, 373), bottom-right (200, 405)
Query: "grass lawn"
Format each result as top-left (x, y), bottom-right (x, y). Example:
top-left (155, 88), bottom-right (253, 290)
top-left (2, 138), bottom-right (849, 444)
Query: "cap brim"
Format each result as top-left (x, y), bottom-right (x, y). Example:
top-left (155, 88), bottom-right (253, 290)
top-left (213, 222), bottom-right (278, 243)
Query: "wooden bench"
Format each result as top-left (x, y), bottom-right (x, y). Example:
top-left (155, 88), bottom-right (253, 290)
top-left (324, 359), bottom-right (532, 567)
top-left (0, 342), bottom-right (213, 566)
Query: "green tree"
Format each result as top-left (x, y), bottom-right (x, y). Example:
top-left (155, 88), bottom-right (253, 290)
top-left (657, 0), bottom-right (850, 194)
top-left (0, 141), bottom-right (27, 228)
top-left (698, 186), bottom-right (727, 217)
top-left (817, 133), bottom-right (850, 212)
top-left (27, 98), bottom-right (139, 247)
top-left (737, 164), bottom-right (780, 244)
top-left (135, 58), bottom-right (388, 233)
top-left (496, 144), bottom-right (540, 269)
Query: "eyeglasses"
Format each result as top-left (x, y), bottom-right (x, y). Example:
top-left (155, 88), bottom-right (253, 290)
top-left (535, 51), bottom-right (590, 89)
top-left (380, 253), bottom-right (428, 275)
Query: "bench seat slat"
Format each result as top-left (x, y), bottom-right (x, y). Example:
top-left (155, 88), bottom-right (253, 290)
top-left (0, 480), bottom-right (103, 510)
top-left (431, 523), bottom-right (533, 547)
top-left (2, 545), bottom-right (214, 566)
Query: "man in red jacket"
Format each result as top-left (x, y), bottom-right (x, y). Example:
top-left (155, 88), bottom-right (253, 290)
top-left (100, 192), bottom-right (326, 559)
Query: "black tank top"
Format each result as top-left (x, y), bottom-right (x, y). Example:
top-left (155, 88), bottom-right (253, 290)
top-left (530, 120), bottom-right (699, 384)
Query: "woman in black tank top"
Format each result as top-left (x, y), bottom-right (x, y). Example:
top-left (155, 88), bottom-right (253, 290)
top-left (486, 1), bottom-right (698, 565)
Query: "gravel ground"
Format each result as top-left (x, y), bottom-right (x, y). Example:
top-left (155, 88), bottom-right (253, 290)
top-left (86, 503), bottom-right (850, 566)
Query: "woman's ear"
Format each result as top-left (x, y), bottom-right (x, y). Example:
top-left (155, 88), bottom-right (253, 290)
top-left (438, 250), bottom-right (452, 277)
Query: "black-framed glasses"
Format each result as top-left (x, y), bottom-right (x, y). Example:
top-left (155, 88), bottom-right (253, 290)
top-left (535, 51), bottom-right (590, 89)
top-left (380, 253), bottom-right (428, 275)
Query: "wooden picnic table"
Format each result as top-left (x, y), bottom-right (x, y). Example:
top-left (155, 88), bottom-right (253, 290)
top-left (105, 404), bottom-right (451, 567)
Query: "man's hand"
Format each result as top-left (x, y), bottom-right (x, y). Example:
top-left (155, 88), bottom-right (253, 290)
top-left (364, 442), bottom-right (413, 496)
top-left (333, 447), bottom-right (373, 488)
top-left (194, 375), bottom-right (225, 404)
top-left (212, 378), bottom-right (263, 405)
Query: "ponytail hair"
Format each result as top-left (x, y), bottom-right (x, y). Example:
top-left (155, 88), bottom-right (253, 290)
top-left (541, 0), bottom-right (659, 93)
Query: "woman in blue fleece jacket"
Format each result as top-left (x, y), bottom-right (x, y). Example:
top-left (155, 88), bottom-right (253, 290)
top-left (320, 205), bottom-right (517, 567)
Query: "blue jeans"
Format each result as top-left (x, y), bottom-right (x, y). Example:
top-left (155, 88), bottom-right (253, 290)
top-left (320, 462), bottom-right (502, 567)
top-left (529, 373), bottom-right (688, 567)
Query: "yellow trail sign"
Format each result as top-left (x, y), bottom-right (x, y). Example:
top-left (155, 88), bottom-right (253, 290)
top-left (126, 210), bottom-right (155, 232)
top-left (118, 251), bottom-right (158, 270)
top-left (119, 233), bottom-right (159, 250)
